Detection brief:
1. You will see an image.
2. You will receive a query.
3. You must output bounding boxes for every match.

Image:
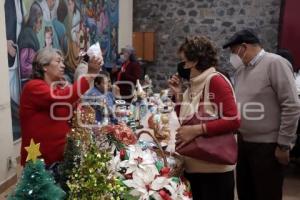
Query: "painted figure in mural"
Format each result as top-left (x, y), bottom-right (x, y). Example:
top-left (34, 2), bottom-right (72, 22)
top-left (44, 26), bottom-right (53, 48)
top-left (5, 0), bottom-right (25, 102)
top-left (111, 26), bottom-right (118, 63)
top-left (18, 2), bottom-right (43, 83)
top-left (36, 0), bottom-right (57, 22)
top-left (85, 0), bottom-right (98, 44)
top-left (97, 0), bottom-right (109, 35)
top-left (78, 21), bottom-right (85, 50)
top-left (5, 0), bottom-right (25, 140)
top-left (5, 0), bottom-right (24, 68)
top-left (64, 0), bottom-right (81, 71)
top-left (52, 0), bottom-right (68, 53)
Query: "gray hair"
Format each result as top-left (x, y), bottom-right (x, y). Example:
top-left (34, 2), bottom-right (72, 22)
top-left (121, 45), bottom-right (137, 62)
top-left (32, 48), bottom-right (63, 79)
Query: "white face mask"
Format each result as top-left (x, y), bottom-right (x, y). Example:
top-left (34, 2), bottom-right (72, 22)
top-left (120, 54), bottom-right (126, 62)
top-left (230, 53), bottom-right (244, 69)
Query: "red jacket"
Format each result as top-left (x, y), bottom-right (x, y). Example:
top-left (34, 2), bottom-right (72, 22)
top-left (20, 78), bottom-right (90, 166)
top-left (117, 61), bottom-right (141, 100)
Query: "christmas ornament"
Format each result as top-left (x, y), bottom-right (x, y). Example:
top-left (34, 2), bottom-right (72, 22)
top-left (25, 139), bottom-right (42, 163)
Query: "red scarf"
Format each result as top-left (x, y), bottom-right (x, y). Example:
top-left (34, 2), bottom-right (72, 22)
top-left (117, 61), bottom-right (130, 81)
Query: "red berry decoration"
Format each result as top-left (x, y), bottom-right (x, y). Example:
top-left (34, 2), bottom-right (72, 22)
top-left (120, 149), bottom-right (126, 160)
top-left (160, 167), bottom-right (171, 177)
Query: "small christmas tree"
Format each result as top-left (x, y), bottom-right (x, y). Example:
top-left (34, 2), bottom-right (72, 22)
top-left (60, 105), bottom-right (129, 199)
top-left (67, 142), bottom-right (128, 199)
top-left (8, 140), bottom-right (65, 200)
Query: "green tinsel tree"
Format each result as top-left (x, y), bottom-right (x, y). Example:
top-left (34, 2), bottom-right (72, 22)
top-left (59, 106), bottom-right (130, 199)
top-left (58, 136), bottom-right (81, 194)
top-left (8, 160), bottom-right (65, 200)
top-left (67, 142), bottom-right (129, 200)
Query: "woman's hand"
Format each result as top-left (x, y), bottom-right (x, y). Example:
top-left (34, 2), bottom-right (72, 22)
top-left (88, 56), bottom-right (103, 74)
top-left (176, 125), bottom-right (203, 150)
top-left (168, 74), bottom-right (182, 96)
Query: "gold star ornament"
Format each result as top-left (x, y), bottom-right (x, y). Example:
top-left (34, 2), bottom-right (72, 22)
top-left (25, 139), bottom-right (42, 163)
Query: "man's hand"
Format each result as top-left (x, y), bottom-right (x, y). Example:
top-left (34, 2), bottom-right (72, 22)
top-left (275, 146), bottom-right (290, 165)
top-left (7, 40), bottom-right (16, 57)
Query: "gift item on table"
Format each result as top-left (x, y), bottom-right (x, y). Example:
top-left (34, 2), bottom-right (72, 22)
top-left (160, 89), bottom-right (169, 102)
top-left (115, 100), bottom-right (129, 124)
top-left (159, 113), bottom-right (171, 141)
top-left (144, 74), bottom-right (153, 96)
top-left (98, 98), bottom-right (110, 125)
top-left (136, 79), bottom-right (146, 100)
top-left (154, 112), bottom-right (170, 142)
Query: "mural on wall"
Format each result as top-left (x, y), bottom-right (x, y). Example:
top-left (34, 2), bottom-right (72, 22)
top-left (5, 0), bottom-right (119, 140)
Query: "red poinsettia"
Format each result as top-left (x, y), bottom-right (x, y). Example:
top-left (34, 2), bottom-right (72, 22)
top-left (101, 124), bottom-right (137, 145)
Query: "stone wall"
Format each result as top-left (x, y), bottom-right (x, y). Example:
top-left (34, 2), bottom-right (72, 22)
top-left (133, 0), bottom-right (282, 90)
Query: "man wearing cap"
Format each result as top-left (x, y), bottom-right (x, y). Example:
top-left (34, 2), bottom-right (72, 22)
top-left (223, 29), bottom-right (300, 200)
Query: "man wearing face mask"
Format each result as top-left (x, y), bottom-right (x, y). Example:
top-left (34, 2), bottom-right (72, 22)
top-left (223, 29), bottom-right (300, 200)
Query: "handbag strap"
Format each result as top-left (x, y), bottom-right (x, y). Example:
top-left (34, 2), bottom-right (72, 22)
top-left (200, 72), bottom-right (236, 116)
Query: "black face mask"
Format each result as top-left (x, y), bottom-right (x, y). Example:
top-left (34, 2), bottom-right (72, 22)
top-left (177, 61), bottom-right (190, 81)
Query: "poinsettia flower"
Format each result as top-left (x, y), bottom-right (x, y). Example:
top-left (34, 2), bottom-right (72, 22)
top-left (110, 151), bottom-right (121, 172)
top-left (119, 145), bottom-right (156, 174)
top-left (123, 168), bottom-right (170, 200)
top-left (163, 180), bottom-right (192, 200)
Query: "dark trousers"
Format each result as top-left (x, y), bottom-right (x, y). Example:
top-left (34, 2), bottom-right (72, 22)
top-left (237, 138), bottom-right (285, 200)
top-left (185, 171), bottom-right (234, 200)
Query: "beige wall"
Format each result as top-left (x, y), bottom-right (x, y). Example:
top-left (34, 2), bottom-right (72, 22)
top-left (0, 0), bottom-right (18, 187)
top-left (119, 0), bottom-right (133, 52)
top-left (0, 0), bottom-right (133, 186)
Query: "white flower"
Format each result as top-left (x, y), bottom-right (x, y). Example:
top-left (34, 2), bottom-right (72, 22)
top-left (123, 168), bottom-right (170, 200)
top-left (119, 145), bottom-right (156, 174)
top-left (110, 151), bottom-right (121, 172)
top-left (164, 180), bottom-right (192, 200)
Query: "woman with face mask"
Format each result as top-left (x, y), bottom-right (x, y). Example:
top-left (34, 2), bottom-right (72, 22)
top-left (114, 45), bottom-right (142, 102)
top-left (168, 36), bottom-right (240, 200)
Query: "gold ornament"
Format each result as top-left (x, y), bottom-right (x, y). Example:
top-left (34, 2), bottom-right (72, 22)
top-left (25, 139), bottom-right (42, 163)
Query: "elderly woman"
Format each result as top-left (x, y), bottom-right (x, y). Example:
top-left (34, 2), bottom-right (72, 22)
top-left (169, 36), bottom-right (240, 200)
top-left (20, 47), bottom-right (102, 167)
top-left (113, 45), bottom-right (141, 101)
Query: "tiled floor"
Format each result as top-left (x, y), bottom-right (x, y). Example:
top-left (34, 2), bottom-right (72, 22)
top-left (1, 163), bottom-right (300, 200)
top-left (283, 163), bottom-right (300, 200)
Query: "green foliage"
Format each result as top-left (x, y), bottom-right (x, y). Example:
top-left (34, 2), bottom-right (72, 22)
top-left (67, 142), bottom-right (129, 200)
top-left (8, 160), bottom-right (65, 200)
top-left (58, 136), bottom-right (81, 194)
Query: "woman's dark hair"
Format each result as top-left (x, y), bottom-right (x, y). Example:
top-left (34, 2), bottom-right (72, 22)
top-left (178, 36), bottom-right (219, 71)
top-left (32, 48), bottom-right (63, 79)
top-left (94, 71), bottom-right (110, 87)
top-left (57, 0), bottom-right (68, 23)
top-left (26, 3), bottom-right (43, 28)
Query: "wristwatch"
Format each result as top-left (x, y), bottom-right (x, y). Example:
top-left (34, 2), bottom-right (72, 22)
top-left (277, 144), bottom-right (291, 151)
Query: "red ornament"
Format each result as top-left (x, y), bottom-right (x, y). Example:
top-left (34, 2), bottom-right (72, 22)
top-left (120, 149), bottom-right (126, 160)
top-left (160, 167), bottom-right (171, 177)
top-left (124, 173), bottom-right (133, 179)
top-left (159, 189), bottom-right (172, 200)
